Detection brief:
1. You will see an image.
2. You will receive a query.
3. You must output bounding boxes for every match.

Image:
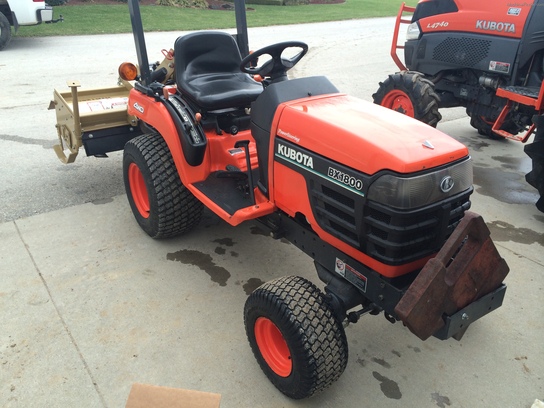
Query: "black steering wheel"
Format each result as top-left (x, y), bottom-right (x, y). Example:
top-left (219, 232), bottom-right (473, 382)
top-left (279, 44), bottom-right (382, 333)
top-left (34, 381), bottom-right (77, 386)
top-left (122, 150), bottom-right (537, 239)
top-left (240, 41), bottom-right (308, 81)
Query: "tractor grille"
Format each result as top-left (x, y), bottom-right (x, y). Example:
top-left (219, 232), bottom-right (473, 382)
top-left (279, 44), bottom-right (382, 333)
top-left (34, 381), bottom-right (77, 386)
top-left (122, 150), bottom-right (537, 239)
top-left (312, 185), bottom-right (359, 248)
top-left (362, 194), bottom-right (471, 265)
top-left (310, 179), bottom-right (472, 266)
top-left (433, 38), bottom-right (491, 67)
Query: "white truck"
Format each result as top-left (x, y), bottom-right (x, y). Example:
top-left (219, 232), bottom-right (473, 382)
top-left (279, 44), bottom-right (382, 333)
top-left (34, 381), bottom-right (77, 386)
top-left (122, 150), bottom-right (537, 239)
top-left (0, 0), bottom-right (62, 50)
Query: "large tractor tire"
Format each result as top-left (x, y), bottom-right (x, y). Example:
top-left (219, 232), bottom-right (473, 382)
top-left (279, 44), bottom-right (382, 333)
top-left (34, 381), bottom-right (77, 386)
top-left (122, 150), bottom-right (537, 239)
top-left (123, 133), bottom-right (203, 238)
top-left (525, 116), bottom-right (544, 212)
top-left (0, 12), bottom-right (12, 51)
top-left (373, 71), bottom-right (442, 127)
top-left (244, 275), bottom-right (348, 399)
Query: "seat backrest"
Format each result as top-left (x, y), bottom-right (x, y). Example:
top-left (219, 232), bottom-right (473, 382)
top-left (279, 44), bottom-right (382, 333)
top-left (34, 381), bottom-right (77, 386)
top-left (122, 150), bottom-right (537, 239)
top-left (174, 31), bottom-right (263, 111)
top-left (175, 31), bottom-right (242, 87)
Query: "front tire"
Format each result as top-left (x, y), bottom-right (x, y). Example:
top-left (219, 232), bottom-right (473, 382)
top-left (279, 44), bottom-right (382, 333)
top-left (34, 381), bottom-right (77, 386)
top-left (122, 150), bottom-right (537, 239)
top-left (373, 71), bottom-right (442, 127)
top-left (123, 133), bottom-right (203, 238)
top-left (244, 276), bottom-right (348, 399)
top-left (0, 12), bottom-right (12, 51)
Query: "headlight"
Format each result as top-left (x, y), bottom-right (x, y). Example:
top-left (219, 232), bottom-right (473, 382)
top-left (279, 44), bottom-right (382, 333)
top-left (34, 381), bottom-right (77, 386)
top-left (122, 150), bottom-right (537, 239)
top-left (406, 22), bottom-right (421, 41)
top-left (367, 158), bottom-right (473, 209)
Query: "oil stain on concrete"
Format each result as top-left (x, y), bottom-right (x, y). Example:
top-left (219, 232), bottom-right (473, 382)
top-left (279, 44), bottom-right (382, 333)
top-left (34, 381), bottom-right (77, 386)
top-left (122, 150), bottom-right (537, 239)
top-left (242, 278), bottom-right (265, 295)
top-left (473, 165), bottom-right (538, 206)
top-left (465, 138), bottom-right (490, 152)
top-left (372, 371), bottom-right (402, 400)
top-left (408, 345), bottom-right (421, 353)
top-left (212, 237), bottom-right (235, 247)
top-left (371, 357), bottom-right (391, 369)
top-left (431, 392), bottom-right (452, 408)
top-left (214, 247), bottom-right (226, 255)
top-left (487, 220), bottom-right (543, 246)
top-left (491, 155), bottom-right (532, 172)
top-left (167, 249), bottom-right (231, 286)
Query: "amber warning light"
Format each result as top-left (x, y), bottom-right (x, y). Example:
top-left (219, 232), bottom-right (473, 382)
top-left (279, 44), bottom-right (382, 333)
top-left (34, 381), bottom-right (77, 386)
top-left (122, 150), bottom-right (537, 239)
top-left (118, 62), bottom-right (139, 81)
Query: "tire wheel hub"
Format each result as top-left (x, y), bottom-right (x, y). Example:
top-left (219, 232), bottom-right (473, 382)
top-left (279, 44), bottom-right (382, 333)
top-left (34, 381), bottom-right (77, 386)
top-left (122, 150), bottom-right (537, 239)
top-left (128, 162), bottom-right (150, 219)
top-left (382, 90), bottom-right (415, 117)
top-left (254, 317), bottom-right (292, 378)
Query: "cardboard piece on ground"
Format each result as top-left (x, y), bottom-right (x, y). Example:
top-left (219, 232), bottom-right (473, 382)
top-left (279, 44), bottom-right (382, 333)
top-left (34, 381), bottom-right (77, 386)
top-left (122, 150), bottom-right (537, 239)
top-left (125, 383), bottom-right (221, 408)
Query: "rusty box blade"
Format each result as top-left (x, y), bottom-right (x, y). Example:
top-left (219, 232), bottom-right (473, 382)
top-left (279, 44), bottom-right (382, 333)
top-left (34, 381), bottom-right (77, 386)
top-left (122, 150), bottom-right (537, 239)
top-left (394, 211), bottom-right (509, 341)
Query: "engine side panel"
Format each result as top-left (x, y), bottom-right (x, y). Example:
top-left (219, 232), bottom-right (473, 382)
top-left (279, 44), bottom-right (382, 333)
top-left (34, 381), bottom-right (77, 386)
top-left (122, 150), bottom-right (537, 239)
top-left (405, 32), bottom-right (520, 77)
top-left (272, 138), bottom-right (472, 278)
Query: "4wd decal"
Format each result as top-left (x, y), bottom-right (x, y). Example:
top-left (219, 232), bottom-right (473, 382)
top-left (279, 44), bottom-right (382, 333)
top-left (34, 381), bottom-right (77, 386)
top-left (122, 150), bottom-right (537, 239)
top-left (476, 20), bottom-right (515, 33)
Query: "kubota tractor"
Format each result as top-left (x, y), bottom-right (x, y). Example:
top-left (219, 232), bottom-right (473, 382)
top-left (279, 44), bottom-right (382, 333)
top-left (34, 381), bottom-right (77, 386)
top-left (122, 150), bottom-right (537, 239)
top-left (50, 0), bottom-right (509, 399)
top-left (374, 0), bottom-right (544, 212)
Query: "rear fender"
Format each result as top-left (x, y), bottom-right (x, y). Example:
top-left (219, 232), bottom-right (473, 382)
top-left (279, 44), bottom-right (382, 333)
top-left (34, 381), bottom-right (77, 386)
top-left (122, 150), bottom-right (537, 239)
top-left (127, 88), bottom-right (208, 185)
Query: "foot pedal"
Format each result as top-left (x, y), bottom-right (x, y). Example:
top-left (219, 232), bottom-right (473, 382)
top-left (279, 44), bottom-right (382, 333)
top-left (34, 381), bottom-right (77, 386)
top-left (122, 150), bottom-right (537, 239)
top-left (216, 165), bottom-right (248, 180)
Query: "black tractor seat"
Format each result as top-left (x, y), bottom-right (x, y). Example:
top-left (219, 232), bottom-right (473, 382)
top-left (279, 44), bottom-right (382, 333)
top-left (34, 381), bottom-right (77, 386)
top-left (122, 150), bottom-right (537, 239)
top-left (174, 31), bottom-right (263, 112)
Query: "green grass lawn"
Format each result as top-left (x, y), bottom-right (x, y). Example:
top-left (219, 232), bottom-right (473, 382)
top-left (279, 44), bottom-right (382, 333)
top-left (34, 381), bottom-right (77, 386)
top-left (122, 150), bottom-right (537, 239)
top-left (17, 0), bottom-right (417, 37)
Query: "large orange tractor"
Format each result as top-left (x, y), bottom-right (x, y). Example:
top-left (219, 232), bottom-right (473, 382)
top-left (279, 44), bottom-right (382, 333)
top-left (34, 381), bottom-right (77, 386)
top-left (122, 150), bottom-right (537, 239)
top-left (375, 0), bottom-right (544, 212)
top-left (51, 0), bottom-right (509, 399)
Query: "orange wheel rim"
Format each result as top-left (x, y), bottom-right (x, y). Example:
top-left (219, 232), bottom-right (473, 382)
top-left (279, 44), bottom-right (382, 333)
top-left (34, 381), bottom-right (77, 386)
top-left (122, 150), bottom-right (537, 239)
top-left (381, 90), bottom-right (415, 117)
top-left (128, 163), bottom-right (150, 219)
top-left (481, 116), bottom-right (495, 125)
top-left (254, 317), bottom-right (292, 377)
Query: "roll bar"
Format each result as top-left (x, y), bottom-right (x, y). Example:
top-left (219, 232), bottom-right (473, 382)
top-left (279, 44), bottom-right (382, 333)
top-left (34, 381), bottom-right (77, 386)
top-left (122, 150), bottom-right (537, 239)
top-left (127, 0), bottom-right (250, 87)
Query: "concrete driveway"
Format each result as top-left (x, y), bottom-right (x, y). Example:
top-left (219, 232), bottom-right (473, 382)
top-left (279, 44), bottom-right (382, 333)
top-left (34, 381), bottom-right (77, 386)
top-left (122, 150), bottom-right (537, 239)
top-left (1, 17), bottom-right (543, 408)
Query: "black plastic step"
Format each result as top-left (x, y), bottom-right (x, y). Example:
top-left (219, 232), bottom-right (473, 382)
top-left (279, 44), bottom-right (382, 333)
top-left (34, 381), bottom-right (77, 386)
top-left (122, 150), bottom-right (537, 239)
top-left (193, 169), bottom-right (259, 215)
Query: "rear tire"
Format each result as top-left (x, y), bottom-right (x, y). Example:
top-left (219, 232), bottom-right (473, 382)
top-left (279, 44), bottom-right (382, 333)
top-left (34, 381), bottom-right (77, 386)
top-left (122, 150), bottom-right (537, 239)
top-left (0, 12), bottom-right (12, 51)
top-left (373, 71), bottom-right (442, 127)
top-left (244, 276), bottom-right (348, 399)
top-left (123, 133), bottom-right (203, 238)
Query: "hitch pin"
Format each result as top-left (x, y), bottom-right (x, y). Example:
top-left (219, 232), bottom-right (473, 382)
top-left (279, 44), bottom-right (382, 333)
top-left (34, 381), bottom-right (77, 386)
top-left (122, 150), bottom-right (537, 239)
top-left (345, 304), bottom-right (382, 326)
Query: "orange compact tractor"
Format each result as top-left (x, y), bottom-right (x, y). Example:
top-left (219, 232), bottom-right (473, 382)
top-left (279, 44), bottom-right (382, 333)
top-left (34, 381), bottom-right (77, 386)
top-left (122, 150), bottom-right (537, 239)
top-left (374, 0), bottom-right (544, 212)
top-left (51, 0), bottom-right (509, 399)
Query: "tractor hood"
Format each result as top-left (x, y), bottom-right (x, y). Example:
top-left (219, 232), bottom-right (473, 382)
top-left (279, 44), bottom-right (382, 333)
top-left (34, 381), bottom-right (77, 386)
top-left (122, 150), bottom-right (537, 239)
top-left (275, 94), bottom-right (468, 175)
